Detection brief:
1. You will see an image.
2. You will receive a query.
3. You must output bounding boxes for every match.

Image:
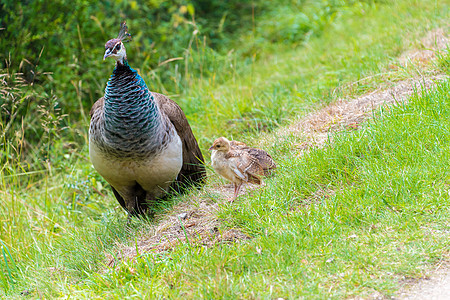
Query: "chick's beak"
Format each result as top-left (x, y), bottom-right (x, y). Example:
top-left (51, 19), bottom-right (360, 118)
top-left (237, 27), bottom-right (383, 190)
top-left (208, 145), bottom-right (214, 151)
top-left (103, 48), bottom-right (112, 60)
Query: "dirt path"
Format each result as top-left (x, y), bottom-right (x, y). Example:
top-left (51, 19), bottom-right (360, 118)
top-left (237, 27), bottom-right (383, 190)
top-left (109, 28), bottom-right (449, 299)
top-left (398, 262), bottom-right (450, 300)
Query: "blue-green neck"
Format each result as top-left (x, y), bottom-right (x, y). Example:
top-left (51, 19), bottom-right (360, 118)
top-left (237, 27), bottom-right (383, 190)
top-left (114, 58), bottom-right (130, 72)
top-left (103, 61), bottom-right (162, 149)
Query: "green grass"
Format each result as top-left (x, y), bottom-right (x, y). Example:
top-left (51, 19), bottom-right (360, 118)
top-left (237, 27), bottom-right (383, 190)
top-left (0, 0), bottom-right (449, 298)
top-left (64, 77), bottom-right (449, 299)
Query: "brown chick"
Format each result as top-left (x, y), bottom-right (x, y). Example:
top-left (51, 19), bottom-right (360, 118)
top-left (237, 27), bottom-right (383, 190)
top-left (209, 137), bottom-right (265, 202)
top-left (230, 140), bottom-right (276, 176)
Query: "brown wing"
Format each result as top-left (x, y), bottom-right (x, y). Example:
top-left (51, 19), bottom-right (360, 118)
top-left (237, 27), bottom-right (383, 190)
top-left (230, 141), bottom-right (276, 175)
top-left (152, 93), bottom-right (206, 190)
top-left (245, 148), bottom-right (276, 175)
top-left (226, 150), bottom-right (264, 184)
top-left (90, 97), bottom-right (104, 118)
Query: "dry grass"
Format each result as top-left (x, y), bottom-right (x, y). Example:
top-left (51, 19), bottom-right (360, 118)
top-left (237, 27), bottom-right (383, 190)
top-left (107, 185), bottom-right (252, 266)
top-left (107, 28), bottom-right (448, 266)
top-left (279, 74), bottom-right (447, 151)
top-left (399, 27), bottom-right (449, 68)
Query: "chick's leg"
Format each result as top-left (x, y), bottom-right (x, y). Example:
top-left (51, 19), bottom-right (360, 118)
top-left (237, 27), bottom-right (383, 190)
top-left (229, 182), bottom-right (243, 203)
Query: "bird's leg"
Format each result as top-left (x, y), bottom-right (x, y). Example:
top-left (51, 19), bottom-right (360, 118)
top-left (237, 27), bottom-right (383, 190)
top-left (235, 182), bottom-right (243, 197)
top-left (229, 182), bottom-right (243, 203)
top-left (126, 196), bottom-right (138, 225)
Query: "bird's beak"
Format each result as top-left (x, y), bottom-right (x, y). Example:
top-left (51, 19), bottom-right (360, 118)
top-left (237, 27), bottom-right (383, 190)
top-left (208, 146), bottom-right (214, 151)
top-left (103, 49), bottom-right (112, 60)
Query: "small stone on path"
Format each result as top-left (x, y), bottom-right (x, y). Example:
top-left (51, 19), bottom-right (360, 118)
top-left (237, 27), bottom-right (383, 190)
top-left (177, 212), bottom-right (188, 220)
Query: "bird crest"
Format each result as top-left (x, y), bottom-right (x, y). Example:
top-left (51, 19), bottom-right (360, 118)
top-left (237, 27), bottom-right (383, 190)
top-left (117, 21), bottom-right (132, 43)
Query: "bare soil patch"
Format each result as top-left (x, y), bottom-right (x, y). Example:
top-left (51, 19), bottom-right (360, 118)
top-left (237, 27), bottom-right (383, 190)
top-left (398, 261), bottom-right (450, 300)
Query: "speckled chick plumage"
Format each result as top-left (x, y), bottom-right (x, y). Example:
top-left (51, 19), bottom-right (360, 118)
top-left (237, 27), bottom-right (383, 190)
top-left (229, 140), bottom-right (276, 175)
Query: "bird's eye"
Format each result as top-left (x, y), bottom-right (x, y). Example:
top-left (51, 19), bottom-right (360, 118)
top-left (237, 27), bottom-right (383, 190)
top-left (115, 44), bottom-right (121, 51)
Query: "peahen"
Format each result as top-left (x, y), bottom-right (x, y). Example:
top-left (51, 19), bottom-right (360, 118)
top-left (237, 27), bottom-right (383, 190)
top-left (89, 22), bottom-right (206, 217)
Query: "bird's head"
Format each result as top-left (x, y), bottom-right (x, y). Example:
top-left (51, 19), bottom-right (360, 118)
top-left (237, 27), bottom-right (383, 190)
top-left (104, 21), bottom-right (132, 65)
top-left (208, 137), bottom-right (231, 152)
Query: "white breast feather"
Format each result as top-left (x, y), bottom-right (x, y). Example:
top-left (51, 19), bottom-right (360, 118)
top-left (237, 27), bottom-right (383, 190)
top-left (89, 133), bottom-right (183, 198)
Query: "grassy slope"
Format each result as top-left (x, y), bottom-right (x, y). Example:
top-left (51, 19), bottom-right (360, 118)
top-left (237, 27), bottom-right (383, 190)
top-left (72, 80), bottom-right (450, 299)
top-left (1, 0), bottom-right (449, 298)
top-left (176, 0), bottom-right (446, 148)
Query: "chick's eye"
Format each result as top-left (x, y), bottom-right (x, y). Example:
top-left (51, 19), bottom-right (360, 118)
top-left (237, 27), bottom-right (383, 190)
top-left (115, 44), bottom-right (121, 51)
